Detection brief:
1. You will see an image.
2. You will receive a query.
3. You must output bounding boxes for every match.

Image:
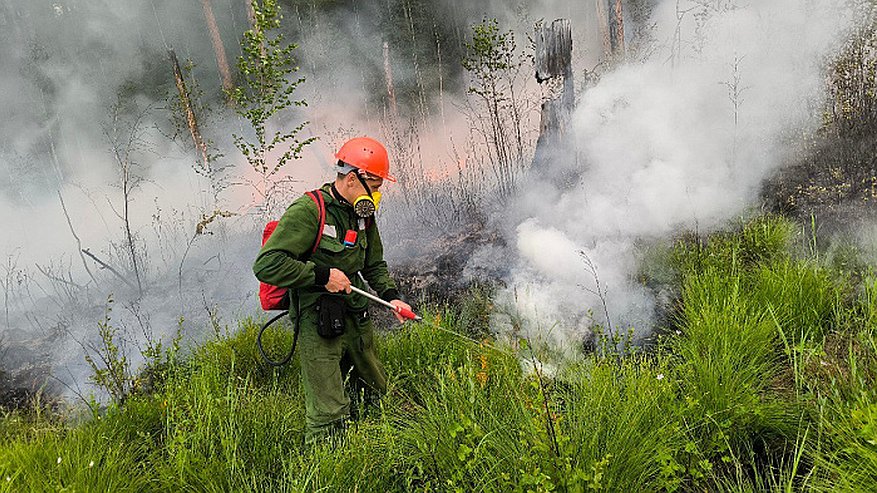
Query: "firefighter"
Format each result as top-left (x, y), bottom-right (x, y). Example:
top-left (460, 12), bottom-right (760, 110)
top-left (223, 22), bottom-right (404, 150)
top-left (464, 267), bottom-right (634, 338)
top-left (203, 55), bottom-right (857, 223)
top-left (253, 136), bottom-right (411, 443)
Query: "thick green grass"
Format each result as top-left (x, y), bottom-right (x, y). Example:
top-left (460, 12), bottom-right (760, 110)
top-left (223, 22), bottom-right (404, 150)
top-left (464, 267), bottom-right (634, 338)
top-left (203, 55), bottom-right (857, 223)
top-left (1, 214), bottom-right (877, 491)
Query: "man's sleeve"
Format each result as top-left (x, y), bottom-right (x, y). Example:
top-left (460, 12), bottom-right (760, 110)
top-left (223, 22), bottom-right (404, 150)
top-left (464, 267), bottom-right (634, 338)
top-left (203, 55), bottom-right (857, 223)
top-left (252, 198), bottom-right (331, 289)
top-left (361, 223), bottom-right (399, 302)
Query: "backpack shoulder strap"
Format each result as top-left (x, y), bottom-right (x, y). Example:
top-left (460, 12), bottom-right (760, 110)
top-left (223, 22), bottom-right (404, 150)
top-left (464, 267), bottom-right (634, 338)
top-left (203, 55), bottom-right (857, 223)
top-left (304, 189), bottom-right (327, 255)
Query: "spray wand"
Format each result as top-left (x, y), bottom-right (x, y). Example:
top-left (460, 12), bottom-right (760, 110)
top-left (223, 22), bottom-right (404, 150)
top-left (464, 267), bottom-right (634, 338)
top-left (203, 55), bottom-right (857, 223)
top-left (349, 285), bottom-right (420, 320)
top-left (349, 284), bottom-right (513, 356)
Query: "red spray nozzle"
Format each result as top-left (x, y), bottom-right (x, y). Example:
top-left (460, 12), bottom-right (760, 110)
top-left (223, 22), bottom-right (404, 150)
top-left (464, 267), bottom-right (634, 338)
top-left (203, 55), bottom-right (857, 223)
top-left (349, 285), bottom-right (421, 321)
top-left (396, 306), bottom-right (421, 321)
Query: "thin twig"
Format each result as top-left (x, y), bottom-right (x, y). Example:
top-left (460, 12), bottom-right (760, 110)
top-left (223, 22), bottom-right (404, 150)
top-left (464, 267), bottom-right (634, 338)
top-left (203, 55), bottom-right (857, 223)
top-left (34, 264), bottom-right (83, 289)
top-left (58, 191), bottom-right (99, 287)
top-left (577, 250), bottom-right (614, 340)
top-left (50, 370), bottom-right (91, 409)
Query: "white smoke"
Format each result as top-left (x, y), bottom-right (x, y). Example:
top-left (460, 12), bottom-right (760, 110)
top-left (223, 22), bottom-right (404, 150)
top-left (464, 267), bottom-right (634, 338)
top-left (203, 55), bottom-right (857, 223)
top-left (0, 0), bottom-right (854, 395)
top-left (0, 0), bottom-right (572, 396)
top-left (492, 0), bottom-right (851, 348)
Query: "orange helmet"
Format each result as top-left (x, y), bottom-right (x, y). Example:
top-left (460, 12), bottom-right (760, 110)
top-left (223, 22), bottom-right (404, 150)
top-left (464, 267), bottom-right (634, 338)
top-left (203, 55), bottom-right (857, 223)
top-left (335, 137), bottom-right (396, 182)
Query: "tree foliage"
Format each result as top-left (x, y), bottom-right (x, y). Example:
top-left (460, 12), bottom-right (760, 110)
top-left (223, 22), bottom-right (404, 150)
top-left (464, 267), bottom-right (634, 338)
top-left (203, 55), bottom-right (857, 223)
top-left (229, 0), bottom-right (314, 215)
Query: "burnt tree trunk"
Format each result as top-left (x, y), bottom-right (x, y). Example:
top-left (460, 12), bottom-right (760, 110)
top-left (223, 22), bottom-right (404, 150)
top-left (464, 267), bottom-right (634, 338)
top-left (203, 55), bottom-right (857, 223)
top-left (169, 49), bottom-right (210, 174)
top-left (533, 19), bottom-right (574, 171)
top-left (199, 0), bottom-right (233, 95)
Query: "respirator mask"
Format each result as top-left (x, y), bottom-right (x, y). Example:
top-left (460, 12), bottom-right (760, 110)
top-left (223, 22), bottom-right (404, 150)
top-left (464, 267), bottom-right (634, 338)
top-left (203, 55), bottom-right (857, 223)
top-left (351, 171), bottom-right (382, 218)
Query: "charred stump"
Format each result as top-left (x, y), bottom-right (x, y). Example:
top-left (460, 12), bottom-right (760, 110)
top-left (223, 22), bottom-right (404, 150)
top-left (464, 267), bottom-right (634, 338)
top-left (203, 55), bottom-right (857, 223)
top-left (532, 19), bottom-right (574, 173)
top-left (388, 222), bottom-right (507, 323)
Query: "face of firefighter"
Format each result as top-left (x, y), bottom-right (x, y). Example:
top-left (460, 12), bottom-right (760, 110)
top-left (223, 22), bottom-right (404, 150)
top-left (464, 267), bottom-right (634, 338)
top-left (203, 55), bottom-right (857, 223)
top-left (337, 171), bottom-right (384, 217)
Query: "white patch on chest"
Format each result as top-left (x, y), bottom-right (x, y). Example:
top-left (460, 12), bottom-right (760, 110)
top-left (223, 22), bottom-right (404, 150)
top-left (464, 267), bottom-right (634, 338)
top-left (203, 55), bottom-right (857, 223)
top-left (323, 224), bottom-right (337, 238)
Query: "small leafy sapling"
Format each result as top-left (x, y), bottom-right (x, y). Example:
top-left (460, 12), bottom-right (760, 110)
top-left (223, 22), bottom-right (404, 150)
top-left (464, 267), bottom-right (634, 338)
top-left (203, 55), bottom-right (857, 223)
top-left (229, 0), bottom-right (315, 218)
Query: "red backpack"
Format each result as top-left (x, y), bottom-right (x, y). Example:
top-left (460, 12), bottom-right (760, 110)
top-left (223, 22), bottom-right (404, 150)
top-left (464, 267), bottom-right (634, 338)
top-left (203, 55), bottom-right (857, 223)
top-left (258, 189), bottom-right (327, 310)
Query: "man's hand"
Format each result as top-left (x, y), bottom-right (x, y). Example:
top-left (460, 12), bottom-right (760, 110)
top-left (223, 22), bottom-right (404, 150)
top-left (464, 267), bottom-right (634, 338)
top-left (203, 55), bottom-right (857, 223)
top-left (389, 299), bottom-right (413, 324)
top-left (325, 268), bottom-right (351, 293)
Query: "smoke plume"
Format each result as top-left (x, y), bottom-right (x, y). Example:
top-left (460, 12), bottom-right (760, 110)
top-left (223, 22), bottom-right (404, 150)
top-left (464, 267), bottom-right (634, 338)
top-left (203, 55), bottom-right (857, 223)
top-left (490, 0), bottom-right (852, 349)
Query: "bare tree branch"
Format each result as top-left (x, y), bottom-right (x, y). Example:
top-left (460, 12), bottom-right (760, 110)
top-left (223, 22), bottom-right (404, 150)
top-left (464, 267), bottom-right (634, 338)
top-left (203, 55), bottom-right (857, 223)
top-left (81, 249), bottom-right (137, 290)
top-left (58, 191), bottom-right (99, 287)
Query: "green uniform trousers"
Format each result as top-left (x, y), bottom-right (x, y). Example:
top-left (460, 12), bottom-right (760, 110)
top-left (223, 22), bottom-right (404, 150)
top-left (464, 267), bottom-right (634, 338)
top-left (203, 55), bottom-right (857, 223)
top-left (298, 306), bottom-right (387, 442)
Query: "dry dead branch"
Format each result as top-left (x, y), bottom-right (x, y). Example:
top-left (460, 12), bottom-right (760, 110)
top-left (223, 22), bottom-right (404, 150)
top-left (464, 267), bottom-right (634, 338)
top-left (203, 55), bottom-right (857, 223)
top-left (81, 249), bottom-right (137, 290)
top-left (168, 49), bottom-right (210, 174)
top-left (58, 191), bottom-right (99, 287)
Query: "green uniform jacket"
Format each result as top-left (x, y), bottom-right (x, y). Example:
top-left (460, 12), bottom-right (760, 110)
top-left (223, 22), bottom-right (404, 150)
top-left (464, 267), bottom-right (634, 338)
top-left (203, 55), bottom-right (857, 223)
top-left (253, 184), bottom-right (399, 314)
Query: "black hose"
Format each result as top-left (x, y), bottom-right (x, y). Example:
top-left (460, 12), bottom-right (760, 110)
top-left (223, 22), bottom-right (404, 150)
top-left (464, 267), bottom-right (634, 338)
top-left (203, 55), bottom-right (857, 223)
top-left (257, 310), bottom-right (300, 367)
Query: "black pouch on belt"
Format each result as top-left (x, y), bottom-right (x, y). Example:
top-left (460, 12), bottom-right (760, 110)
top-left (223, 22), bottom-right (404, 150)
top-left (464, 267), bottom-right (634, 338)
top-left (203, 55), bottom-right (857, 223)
top-left (315, 294), bottom-right (346, 339)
